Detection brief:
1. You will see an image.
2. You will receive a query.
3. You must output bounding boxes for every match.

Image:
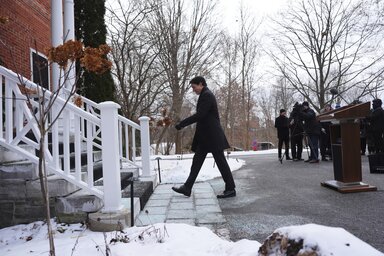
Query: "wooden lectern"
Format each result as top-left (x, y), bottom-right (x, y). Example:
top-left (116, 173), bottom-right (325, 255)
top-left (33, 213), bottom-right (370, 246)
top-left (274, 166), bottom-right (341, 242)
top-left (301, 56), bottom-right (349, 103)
top-left (317, 102), bottom-right (377, 193)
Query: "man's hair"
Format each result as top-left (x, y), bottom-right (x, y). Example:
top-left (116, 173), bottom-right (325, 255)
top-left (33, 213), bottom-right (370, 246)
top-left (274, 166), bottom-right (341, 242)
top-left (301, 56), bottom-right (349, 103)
top-left (190, 76), bottom-right (207, 87)
top-left (373, 98), bottom-right (382, 106)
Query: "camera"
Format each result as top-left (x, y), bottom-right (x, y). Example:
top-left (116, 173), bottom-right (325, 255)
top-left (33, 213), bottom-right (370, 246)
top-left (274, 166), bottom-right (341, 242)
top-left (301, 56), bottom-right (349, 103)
top-left (292, 102), bottom-right (303, 112)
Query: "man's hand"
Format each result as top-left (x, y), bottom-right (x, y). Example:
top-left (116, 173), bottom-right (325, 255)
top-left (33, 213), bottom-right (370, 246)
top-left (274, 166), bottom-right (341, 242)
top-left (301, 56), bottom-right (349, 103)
top-left (175, 123), bottom-right (182, 130)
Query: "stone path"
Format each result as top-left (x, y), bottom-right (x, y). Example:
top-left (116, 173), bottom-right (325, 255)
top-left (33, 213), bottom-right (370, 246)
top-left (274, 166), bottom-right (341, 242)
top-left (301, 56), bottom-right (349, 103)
top-left (136, 182), bottom-right (229, 237)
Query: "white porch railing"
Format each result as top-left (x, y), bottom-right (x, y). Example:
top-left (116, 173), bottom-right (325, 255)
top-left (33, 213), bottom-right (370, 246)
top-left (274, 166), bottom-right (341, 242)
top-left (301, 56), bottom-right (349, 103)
top-left (0, 65), bottom-right (151, 212)
top-left (62, 88), bottom-right (151, 176)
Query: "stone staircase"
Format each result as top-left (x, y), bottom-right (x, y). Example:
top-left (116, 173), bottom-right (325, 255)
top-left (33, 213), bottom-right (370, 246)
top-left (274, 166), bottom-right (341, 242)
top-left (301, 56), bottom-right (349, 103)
top-left (0, 65), bottom-right (156, 231)
top-left (0, 141), bottom-right (154, 229)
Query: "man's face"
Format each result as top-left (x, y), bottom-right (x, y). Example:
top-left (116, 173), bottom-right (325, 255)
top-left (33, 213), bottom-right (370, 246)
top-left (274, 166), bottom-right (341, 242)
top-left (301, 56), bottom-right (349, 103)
top-left (191, 83), bottom-right (204, 95)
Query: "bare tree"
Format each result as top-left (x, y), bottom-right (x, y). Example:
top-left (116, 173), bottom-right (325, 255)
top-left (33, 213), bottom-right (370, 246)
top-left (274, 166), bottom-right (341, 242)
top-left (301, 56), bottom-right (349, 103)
top-left (214, 32), bottom-right (239, 146)
top-left (215, 81), bottom-right (245, 148)
top-left (235, 4), bottom-right (262, 149)
top-left (107, 0), bottom-right (166, 121)
top-left (272, 75), bottom-right (301, 112)
top-left (255, 89), bottom-right (278, 145)
top-left (147, 0), bottom-right (220, 153)
top-left (269, 0), bottom-right (384, 111)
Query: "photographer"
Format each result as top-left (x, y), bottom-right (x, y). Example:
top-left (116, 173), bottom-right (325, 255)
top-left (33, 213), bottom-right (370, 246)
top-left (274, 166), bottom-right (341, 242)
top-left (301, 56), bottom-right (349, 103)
top-left (289, 102), bottom-right (304, 161)
top-left (299, 101), bottom-right (321, 163)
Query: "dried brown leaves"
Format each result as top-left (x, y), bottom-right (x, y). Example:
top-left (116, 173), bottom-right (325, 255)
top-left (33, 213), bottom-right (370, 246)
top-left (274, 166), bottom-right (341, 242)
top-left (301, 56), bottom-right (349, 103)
top-left (46, 40), bottom-right (112, 74)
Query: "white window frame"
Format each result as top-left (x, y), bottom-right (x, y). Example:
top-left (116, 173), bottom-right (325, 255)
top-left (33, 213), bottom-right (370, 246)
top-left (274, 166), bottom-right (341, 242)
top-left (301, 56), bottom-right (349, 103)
top-left (30, 48), bottom-right (50, 89)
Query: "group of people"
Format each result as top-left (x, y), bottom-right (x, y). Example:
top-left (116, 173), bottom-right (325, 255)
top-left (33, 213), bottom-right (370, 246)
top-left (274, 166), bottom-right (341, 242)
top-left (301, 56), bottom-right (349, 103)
top-left (275, 98), bottom-right (384, 163)
top-left (275, 102), bottom-right (326, 163)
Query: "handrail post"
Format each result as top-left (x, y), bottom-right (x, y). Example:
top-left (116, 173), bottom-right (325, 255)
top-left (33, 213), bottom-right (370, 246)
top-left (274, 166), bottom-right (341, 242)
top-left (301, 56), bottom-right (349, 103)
top-left (99, 101), bottom-right (123, 212)
top-left (139, 116), bottom-right (151, 177)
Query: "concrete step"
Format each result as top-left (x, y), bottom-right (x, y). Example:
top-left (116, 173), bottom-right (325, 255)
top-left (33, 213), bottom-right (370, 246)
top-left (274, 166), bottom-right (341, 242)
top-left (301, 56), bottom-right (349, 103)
top-left (0, 145), bottom-right (34, 163)
top-left (55, 188), bottom-right (104, 223)
top-left (55, 186), bottom-right (142, 228)
top-left (88, 197), bottom-right (141, 232)
top-left (0, 160), bottom-right (37, 180)
top-left (26, 175), bottom-right (81, 199)
top-left (122, 179), bottom-right (153, 210)
top-left (0, 173), bottom-right (80, 200)
top-left (94, 172), bottom-right (134, 189)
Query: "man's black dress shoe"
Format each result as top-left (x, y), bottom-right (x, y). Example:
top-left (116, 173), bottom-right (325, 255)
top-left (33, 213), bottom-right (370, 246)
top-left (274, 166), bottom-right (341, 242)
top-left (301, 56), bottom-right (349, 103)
top-left (217, 189), bottom-right (236, 199)
top-left (172, 185), bottom-right (191, 197)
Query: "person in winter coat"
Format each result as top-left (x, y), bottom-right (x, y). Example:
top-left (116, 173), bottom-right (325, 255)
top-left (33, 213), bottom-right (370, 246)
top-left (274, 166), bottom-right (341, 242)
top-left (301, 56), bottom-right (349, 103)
top-left (366, 98), bottom-right (384, 153)
top-left (319, 104), bottom-right (333, 161)
top-left (173, 76), bottom-right (236, 199)
top-left (275, 109), bottom-right (291, 161)
top-left (288, 103), bottom-right (304, 161)
top-left (300, 101), bottom-right (321, 163)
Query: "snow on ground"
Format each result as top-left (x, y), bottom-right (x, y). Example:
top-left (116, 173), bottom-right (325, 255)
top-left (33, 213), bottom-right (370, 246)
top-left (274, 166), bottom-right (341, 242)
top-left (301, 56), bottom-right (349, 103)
top-left (1, 149), bottom-right (383, 256)
top-left (148, 149), bottom-right (279, 183)
top-left (151, 152), bottom-right (247, 183)
top-left (274, 224), bottom-right (383, 256)
top-left (0, 220), bottom-right (382, 256)
top-left (0, 221), bottom-right (261, 256)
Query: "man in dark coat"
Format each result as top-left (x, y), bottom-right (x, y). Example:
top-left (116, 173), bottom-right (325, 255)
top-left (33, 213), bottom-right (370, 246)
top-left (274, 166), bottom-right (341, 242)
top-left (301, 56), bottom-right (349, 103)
top-left (172, 76), bottom-right (236, 199)
top-left (366, 98), bottom-right (384, 153)
top-left (300, 101), bottom-right (321, 163)
top-left (275, 109), bottom-right (291, 161)
top-left (288, 103), bottom-right (304, 161)
top-left (319, 104), bottom-right (332, 161)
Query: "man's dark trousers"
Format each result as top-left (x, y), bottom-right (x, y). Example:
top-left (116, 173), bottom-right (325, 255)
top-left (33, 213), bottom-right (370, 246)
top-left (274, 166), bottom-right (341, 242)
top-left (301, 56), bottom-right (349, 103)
top-left (308, 134), bottom-right (319, 160)
top-left (291, 134), bottom-right (303, 159)
top-left (278, 137), bottom-right (290, 159)
top-left (185, 148), bottom-right (235, 191)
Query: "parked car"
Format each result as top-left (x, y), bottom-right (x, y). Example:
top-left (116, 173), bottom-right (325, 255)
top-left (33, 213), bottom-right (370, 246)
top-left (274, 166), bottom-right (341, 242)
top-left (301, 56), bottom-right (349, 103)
top-left (256, 142), bottom-right (275, 150)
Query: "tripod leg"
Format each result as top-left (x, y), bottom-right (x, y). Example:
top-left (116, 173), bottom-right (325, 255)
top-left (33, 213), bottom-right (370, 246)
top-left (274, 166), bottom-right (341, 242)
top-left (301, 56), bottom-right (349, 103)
top-left (303, 135), bottom-right (310, 159)
top-left (280, 148), bottom-right (286, 164)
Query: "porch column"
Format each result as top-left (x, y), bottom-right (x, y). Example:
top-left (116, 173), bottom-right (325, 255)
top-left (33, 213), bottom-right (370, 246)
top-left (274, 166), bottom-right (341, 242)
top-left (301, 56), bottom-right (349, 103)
top-left (51, 0), bottom-right (63, 92)
top-left (63, 0), bottom-right (76, 92)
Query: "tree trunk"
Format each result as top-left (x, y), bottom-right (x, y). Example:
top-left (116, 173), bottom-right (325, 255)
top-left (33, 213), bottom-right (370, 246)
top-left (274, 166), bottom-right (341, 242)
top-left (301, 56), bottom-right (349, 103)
top-left (39, 133), bottom-right (55, 256)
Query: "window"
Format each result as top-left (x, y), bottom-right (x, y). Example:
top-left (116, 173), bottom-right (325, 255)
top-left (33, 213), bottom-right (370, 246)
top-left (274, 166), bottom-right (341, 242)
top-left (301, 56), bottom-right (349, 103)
top-left (31, 50), bottom-right (49, 89)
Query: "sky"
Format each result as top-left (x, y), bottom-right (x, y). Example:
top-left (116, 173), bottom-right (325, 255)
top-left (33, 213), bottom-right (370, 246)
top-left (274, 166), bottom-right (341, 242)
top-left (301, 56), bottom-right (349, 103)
top-left (218, 0), bottom-right (286, 22)
top-left (216, 0), bottom-right (286, 36)
top-left (1, 149), bottom-right (383, 256)
top-left (106, 0), bottom-right (287, 31)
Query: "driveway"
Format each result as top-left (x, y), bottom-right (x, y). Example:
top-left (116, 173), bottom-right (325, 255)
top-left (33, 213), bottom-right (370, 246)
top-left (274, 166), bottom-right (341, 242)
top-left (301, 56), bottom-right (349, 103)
top-left (209, 153), bottom-right (384, 252)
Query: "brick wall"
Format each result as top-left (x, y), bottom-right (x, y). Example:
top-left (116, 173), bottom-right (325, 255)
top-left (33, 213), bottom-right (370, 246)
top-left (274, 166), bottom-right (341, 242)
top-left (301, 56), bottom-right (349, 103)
top-left (0, 0), bottom-right (51, 79)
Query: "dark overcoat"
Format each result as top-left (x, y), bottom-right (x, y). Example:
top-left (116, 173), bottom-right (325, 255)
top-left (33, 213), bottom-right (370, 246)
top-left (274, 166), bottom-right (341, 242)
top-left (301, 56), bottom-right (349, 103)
top-left (178, 86), bottom-right (230, 152)
top-left (300, 108), bottom-right (321, 135)
top-left (274, 115), bottom-right (289, 139)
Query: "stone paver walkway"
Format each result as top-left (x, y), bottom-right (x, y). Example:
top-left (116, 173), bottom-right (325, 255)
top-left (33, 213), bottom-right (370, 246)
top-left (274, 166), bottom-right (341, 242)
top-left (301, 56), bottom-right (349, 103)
top-left (136, 182), bottom-right (228, 235)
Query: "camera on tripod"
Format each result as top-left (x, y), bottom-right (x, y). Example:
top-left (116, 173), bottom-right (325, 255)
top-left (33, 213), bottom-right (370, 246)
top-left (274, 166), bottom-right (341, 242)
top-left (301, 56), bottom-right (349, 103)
top-left (293, 102), bottom-right (304, 111)
top-left (291, 102), bottom-right (304, 119)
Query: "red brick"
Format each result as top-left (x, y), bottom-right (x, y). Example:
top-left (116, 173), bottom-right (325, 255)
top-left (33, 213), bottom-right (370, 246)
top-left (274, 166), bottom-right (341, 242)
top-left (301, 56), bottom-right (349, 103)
top-left (0, 0), bottom-right (51, 79)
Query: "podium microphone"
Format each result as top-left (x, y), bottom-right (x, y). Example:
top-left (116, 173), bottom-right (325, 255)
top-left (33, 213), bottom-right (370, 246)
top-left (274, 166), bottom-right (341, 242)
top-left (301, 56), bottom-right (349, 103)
top-left (330, 88), bottom-right (338, 96)
top-left (329, 88), bottom-right (348, 105)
